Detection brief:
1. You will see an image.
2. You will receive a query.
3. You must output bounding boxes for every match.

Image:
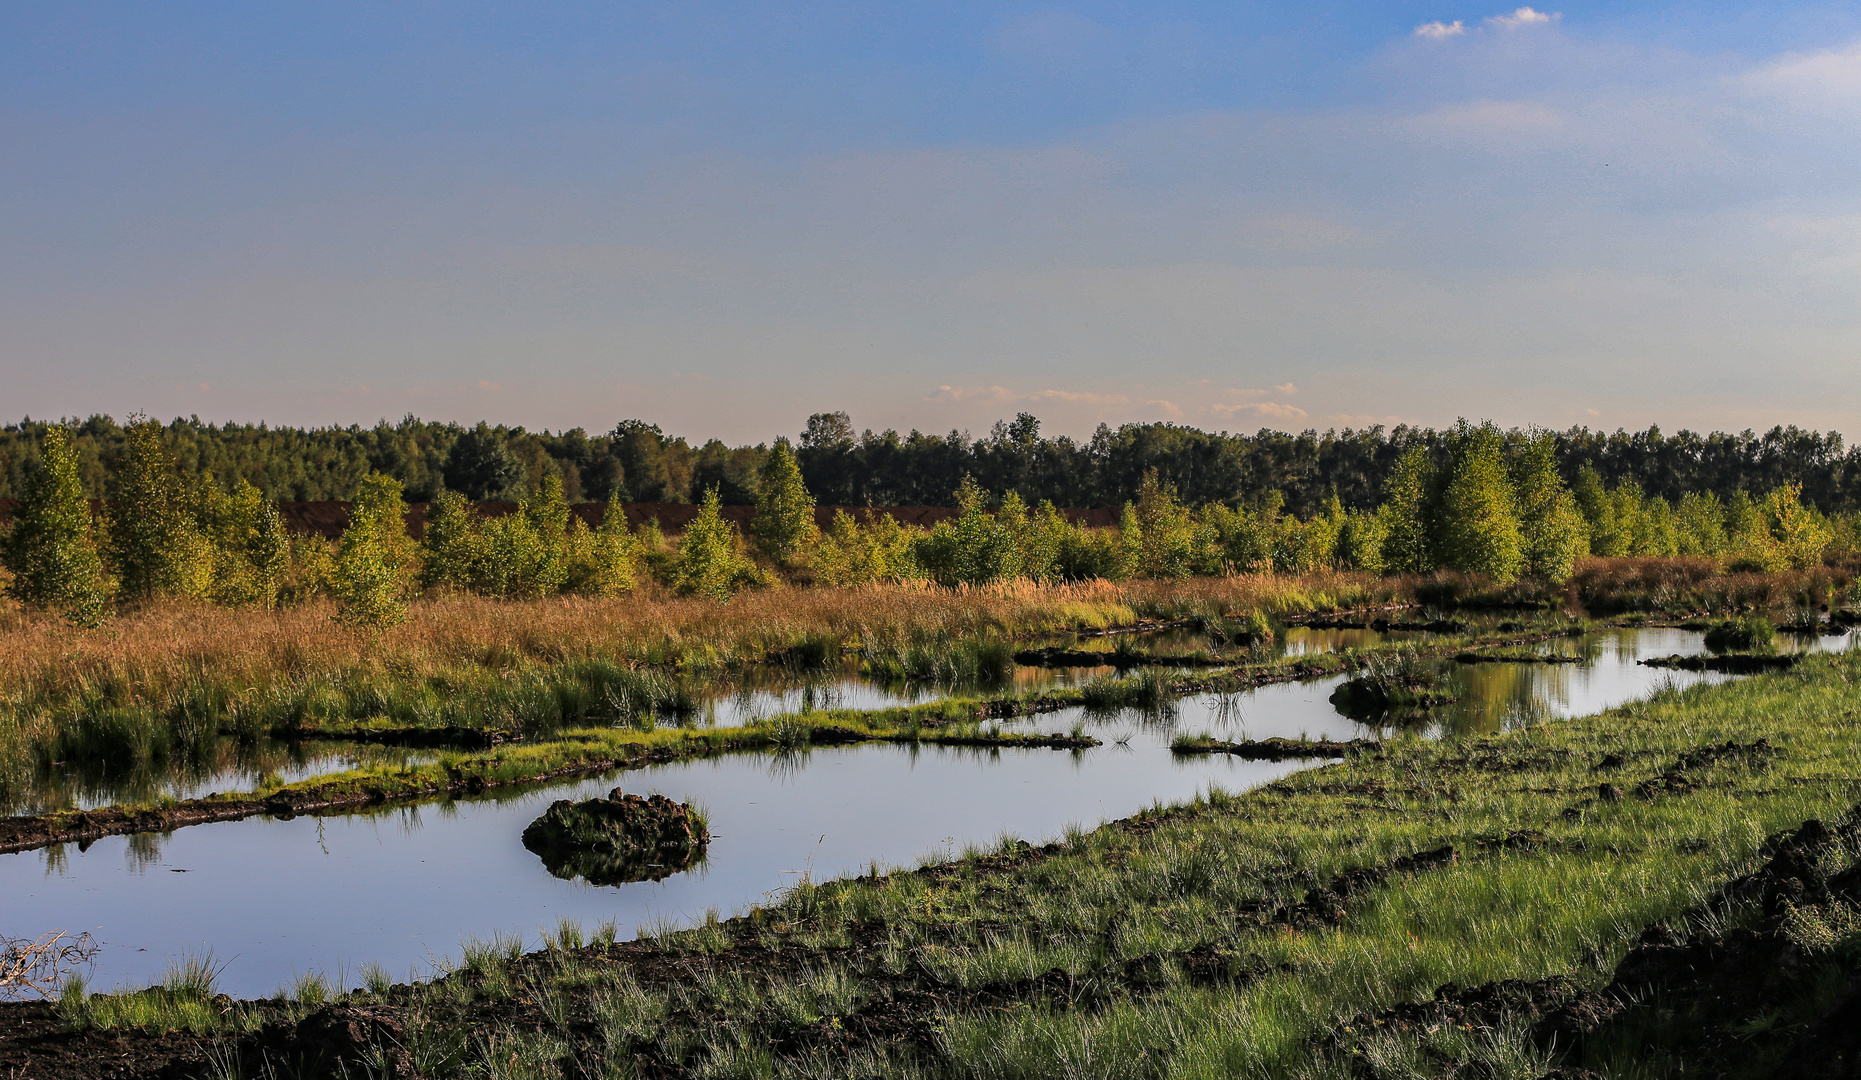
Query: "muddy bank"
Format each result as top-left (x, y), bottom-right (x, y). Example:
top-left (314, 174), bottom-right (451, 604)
top-left (1012, 646), bottom-right (1231, 669)
top-left (1172, 737), bottom-right (1376, 761)
top-left (1639, 653), bottom-right (1800, 673)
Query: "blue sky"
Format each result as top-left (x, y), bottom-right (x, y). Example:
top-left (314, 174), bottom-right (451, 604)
top-left (6, 2), bottom-right (1861, 441)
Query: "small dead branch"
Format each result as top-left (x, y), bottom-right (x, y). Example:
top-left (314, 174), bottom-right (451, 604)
top-left (0, 930), bottom-right (100, 1000)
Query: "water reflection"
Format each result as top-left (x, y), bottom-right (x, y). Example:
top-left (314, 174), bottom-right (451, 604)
top-left (7, 740), bottom-right (436, 818)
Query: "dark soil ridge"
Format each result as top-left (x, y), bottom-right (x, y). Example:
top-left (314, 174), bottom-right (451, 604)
top-left (1640, 652), bottom-right (1801, 673)
top-left (1012, 646), bottom-right (1233, 669)
top-left (0, 730), bottom-right (1097, 857)
top-left (1452, 651), bottom-right (1584, 664)
top-left (0, 1000), bottom-right (215, 1080)
top-left (1291, 616), bottom-right (1467, 632)
top-left (277, 723), bottom-right (517, 748)
top-left (1172, 737), bottom-right (1378, 761)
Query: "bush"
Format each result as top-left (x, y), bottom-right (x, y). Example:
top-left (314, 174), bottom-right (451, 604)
top-left (812, 509), bottom-right (922, 587)
top-left (915, 476), bottom-right (1023, 587)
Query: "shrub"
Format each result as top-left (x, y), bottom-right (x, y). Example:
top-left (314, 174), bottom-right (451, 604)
top-left (812, 509), bottom-right (922, 587)
top-left (1130, 469), bottom-right (1199, 579)
top-left (915, 476), bottom-right (1023, 587)
top-left (205, 480), bottom-right (288, 608)
top-left (1765, 483), bottom-right (1832, 570)
top-left (419, 490), bottom-right (485, 592)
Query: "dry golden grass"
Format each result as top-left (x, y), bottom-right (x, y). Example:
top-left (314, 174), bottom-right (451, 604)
top-left (0, 572), bottom-right (1400, 702)
top-left (1567, 556), bottom-right (1851, 615)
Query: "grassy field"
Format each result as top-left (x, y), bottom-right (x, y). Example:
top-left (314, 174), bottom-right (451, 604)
top-left (34, 638), bottom-right (1861, 1079)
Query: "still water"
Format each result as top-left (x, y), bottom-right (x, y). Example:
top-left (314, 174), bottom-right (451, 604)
top-left (3, 625), bottom-right (1847, 997)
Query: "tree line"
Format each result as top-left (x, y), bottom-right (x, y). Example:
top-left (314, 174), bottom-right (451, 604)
top-left (3, 417), bottom-right (1853, 628)
top-left (1, 412), bottom-right (1856, 518)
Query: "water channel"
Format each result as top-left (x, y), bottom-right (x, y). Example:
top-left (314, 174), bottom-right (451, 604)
top-left (2, 624), bottom-right (1849, 998)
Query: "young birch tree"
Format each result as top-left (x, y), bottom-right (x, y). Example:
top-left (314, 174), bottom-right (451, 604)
top-left (1, 427), bottom-right (109, 626)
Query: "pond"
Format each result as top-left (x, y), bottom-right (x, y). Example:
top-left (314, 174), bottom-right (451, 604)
top-left (3, 624), bottom-right (1847, 998)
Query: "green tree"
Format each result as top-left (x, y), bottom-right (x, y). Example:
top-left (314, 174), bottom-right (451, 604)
top-left (1336, 508), bottom-right (1386, 572)
top-left (443, 422), bottom-right (525, 500)
top-left (1435, 422), bottom-right (1524, 582)
top-left (1724, 489), bottom-right (1787, 572)
top-left (515, 474), bottom-right (573, 597)
top-left (1, 427), bottom-right (109, 625)
top-left (209, 479), bottom-right (289, 607)
top-left (1377, 447), bottom-right (1434, 574)
top-left (749, 439), bottom-right (817, 566)
top-left (331, 473), bottom-right (410, 629)
top-left (566, 490), bottom-right (639, 597)
top-left (106, 418), bottom-right (214, 602)
top-left (1131, 469), bottom-right (1198, 579)
top-left (1765, 483), bottom-right (1832, 570)
top-left (915, 476), bottom-right (1022, 586)
top-left (1572, 466), bottom-right (1625, 557)
top-left (1510, 434), bottom-right (1587, 583)
top-left (672, 488), bottom-right (758, 599)
top-left (419, 490), bottom-right (485, 592)
top-left (1674, 492), bottom-right (1728, 557)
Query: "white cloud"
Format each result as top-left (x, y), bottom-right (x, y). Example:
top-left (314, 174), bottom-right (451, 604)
top-left (1274, 382), bottom-right (1298, 395)
top-left (1413, 20), bottom-right (1466, 40)
top-left (1485, 7), bottom-right (1559, 29)
top-left (1208, 401), bottom-right (1308, 421)
top-left (1743, 42), bottom-right (1861, 116)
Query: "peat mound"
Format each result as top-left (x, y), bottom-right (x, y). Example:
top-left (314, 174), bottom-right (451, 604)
top-left (1535, 809), bottom-right (1861, 1074)
top-left (1328, 675), bottom-right (1454, 719)
top-left (521, 789), bottom-right (709, 885)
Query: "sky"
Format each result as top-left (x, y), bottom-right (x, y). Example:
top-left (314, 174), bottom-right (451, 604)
top-left (4, 2), bottom-right (1861, 444)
